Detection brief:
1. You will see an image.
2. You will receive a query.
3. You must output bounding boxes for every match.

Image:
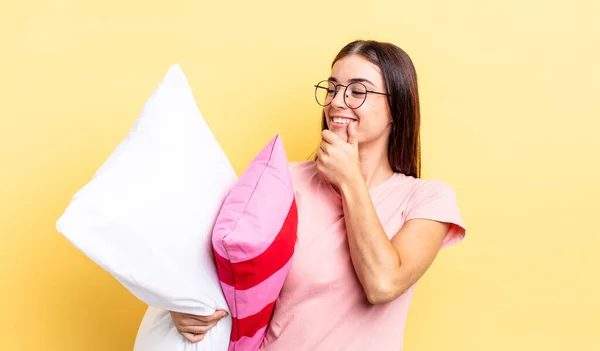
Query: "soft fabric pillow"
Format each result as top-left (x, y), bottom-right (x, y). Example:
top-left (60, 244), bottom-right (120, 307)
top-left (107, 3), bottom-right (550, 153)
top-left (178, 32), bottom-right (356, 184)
top-left (212, 135), bottom-right (298, 351)
top-left (133, 306), bottom-right (231, 351)
top-left (56, 64), bottom-right (234, 350)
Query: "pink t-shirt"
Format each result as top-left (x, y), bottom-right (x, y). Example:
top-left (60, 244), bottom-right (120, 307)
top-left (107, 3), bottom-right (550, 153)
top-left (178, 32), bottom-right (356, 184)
top-left (258, 161), bottom-right (466, 351)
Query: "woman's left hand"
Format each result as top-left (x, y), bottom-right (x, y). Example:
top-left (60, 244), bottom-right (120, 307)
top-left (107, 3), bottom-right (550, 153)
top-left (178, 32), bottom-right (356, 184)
top-left (316, 121), bottom-right (362, 189)
top-left (169, 310), bottom-right (228, 343)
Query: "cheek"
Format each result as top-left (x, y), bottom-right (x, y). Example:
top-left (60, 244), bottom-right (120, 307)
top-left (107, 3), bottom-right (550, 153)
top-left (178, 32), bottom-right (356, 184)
top-left (356, 105), bottom-right (391, 134)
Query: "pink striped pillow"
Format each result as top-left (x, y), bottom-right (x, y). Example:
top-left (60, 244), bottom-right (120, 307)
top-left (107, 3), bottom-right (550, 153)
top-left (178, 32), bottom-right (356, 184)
top-left (211, 134), bottom-right (297, 351)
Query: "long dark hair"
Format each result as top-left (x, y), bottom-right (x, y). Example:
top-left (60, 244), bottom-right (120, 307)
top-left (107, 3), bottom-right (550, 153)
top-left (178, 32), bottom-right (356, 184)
top-left (315, 40), bottom-right (421, 178)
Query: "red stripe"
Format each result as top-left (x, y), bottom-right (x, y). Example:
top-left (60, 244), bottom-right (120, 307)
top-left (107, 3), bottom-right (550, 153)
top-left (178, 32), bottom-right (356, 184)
top-left (214, 198), bottom-right (298, 290)
top-left (230, 299), bottom-right (277, 342)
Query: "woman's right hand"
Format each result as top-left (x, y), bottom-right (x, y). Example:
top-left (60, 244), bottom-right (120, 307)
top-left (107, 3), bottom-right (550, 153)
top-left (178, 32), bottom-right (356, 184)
top-left (169, 310), bottom-right (229, 343)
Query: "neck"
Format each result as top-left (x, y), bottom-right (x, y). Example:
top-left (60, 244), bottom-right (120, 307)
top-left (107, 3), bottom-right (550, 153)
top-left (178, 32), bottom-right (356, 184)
top-left (357, 140), bottom-right (394, 190)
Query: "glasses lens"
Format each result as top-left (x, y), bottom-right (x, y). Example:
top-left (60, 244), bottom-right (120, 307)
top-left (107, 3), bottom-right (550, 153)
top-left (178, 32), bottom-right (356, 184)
top-left (315, 80), bottom-right (335, 106)
top-left (345, 83), bottom-right (367, 109)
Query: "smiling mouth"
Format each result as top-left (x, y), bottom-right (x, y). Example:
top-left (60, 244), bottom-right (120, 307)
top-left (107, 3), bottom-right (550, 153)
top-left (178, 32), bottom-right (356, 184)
top-left (330, 117), bottom-right (356, 125)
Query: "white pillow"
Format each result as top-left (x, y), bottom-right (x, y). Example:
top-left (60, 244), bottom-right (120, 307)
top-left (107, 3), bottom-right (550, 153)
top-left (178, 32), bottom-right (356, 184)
top-left (133, 306), bottom-right (230, 351)
top-left (56, 64), bottom-right (235, 350)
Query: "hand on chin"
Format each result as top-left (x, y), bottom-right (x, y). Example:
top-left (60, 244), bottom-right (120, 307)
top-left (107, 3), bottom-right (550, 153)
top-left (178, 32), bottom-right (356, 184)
top-left (317, 121), bottom-right (360, 189)
top-left (328, 125), bottom-right (350, 143)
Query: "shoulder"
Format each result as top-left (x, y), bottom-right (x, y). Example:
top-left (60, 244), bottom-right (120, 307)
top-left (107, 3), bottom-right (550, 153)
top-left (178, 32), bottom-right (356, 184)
top-left (287, 160), bottom-right (328, 196)
top-left (400, 175), bottom-right (465, 247)
top-left (390, 173), bottom-right (457, 202)
top-left (288, 160), bottom-right (317, 177)
top-left (412, 178), bottom-right (457, 201)
top-left (390, 174), bottom-right (462, 221)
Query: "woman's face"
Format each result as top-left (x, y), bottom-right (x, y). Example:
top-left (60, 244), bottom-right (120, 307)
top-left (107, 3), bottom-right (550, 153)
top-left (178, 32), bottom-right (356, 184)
top-left (324, 54), bottom-right (393, 145)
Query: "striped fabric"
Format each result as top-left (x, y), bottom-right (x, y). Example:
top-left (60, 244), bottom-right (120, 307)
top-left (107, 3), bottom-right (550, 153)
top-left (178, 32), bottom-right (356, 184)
top-left (212, 134), bottom-right (298, 351)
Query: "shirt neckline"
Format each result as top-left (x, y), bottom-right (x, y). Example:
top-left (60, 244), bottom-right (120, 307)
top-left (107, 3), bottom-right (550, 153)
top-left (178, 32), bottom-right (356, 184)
top-left (324, 171), bottom-right (402, 200)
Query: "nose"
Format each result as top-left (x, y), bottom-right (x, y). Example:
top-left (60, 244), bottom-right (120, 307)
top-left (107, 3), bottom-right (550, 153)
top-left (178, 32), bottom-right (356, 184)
top-left (330, 86), bottom-right (347, 109)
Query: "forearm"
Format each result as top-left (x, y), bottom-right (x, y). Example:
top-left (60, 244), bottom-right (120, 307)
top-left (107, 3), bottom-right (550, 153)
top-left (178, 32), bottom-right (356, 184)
top-left (340, 177), bottom-right (403, 304)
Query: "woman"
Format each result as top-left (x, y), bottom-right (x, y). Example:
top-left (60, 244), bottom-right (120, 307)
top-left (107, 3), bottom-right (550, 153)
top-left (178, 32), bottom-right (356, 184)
top-left (170, 40), bottom-right (466, 350)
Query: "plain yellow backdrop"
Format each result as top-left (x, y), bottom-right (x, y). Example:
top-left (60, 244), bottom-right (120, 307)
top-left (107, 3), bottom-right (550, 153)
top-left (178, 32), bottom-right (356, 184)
top-left (1, 0), bottom-right (599, 350)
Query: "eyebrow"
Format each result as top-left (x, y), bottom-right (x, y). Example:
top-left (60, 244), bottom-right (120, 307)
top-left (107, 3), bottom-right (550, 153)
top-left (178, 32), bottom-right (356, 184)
top-left (328, 77), bottom-right (377, 87)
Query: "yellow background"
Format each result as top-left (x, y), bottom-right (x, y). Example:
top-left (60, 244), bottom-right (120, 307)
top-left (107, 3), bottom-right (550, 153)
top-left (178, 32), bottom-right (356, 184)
top-left (1, 0), bottom-right (599, 350)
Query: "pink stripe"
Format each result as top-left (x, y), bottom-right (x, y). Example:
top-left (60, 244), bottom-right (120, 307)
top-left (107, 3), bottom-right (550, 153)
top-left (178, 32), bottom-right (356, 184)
top-left (212, 136), bottom-right (294, 262)
top-left (227, 326), bottom-right (267, 351)
top-left (220, 283), bottom-right (236, 318)
top-left (220, 257), bottom-right (292, 319)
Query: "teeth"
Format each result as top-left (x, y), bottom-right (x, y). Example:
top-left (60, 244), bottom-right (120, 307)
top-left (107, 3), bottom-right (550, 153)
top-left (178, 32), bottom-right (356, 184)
top-left (333, 117), bottom-right (351, 124)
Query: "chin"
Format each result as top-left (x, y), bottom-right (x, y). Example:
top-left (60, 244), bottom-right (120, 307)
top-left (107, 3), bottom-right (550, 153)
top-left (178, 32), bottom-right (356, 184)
top-left (328, 127), bottom-right (350, 142)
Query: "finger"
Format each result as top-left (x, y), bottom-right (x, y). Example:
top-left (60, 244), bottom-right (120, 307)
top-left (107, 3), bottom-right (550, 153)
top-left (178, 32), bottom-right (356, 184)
top-left (182, 332), bottom-right (205, 343)
top-left (347, 121), bottom-right (358, 146)
top-left (209, 310), bottom-right (229, 322)
top-left (180, 316), bottom-right (208, 327)
top-left (180, 321), bottom-right (217, 335)
top-left (189, 310), bottom-right (228, 323)
top-left (319, 140), bottom-right (330, 154)
top-left (317, 147), bottom-right (323, 159)
top-left (321, 130), bottom-right (340, 144)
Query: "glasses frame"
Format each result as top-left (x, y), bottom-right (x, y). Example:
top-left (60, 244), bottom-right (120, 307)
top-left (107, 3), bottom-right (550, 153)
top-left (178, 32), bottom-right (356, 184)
top-left (314, 79), bottom-right (389, 109)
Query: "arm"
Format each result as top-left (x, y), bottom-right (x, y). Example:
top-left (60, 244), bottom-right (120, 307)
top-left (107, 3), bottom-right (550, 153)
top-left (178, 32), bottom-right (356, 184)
top-left (340, 177), bottom-right (449, 305)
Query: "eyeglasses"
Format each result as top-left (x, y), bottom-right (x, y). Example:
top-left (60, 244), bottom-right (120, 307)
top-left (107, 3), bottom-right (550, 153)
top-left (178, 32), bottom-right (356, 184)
top-left (314, 80), bottom-right (388, 109)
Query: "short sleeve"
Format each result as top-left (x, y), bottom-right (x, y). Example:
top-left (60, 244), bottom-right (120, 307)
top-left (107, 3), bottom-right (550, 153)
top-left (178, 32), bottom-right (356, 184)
top-left (405, 180), bottom-right (466, 249)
